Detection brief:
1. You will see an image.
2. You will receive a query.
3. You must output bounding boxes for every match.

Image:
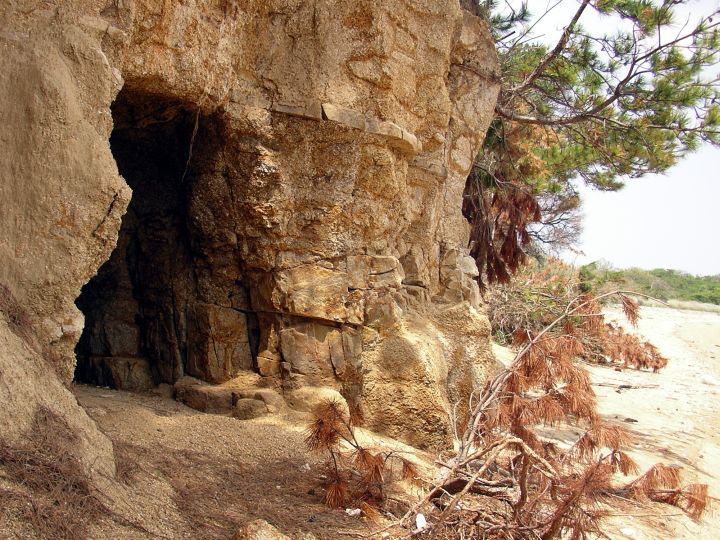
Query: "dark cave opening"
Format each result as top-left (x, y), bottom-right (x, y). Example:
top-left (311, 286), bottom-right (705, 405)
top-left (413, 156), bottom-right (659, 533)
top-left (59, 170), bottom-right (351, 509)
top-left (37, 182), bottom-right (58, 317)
top-left (74, 88), bottom-right (203, 390)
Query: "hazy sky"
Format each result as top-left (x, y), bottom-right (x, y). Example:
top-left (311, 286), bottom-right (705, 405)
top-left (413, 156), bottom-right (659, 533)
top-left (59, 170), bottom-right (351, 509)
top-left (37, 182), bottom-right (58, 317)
top-left (566, 144), bottom-right (720, 276)
top-left (522, 0), bottom-right (720, 276)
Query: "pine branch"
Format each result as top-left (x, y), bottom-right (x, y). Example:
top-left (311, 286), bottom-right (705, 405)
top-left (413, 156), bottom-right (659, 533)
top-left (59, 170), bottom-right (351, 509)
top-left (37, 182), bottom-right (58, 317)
top-left (510, 0), bottom-right (592, 96)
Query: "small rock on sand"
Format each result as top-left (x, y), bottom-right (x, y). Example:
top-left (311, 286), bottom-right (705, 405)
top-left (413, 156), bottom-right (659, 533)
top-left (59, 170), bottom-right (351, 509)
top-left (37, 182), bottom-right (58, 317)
top-left (232, 519), bottom-right (290, 540)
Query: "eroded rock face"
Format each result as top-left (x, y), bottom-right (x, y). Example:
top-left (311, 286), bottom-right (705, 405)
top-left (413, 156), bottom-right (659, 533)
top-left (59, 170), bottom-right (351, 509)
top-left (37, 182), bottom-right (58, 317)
top-left (0, 0), bottom-right (500, 452)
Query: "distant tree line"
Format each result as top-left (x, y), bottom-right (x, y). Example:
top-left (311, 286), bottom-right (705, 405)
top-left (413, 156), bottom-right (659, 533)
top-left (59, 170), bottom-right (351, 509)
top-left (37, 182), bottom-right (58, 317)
top-left (580, 262), bottom-right (720, 304)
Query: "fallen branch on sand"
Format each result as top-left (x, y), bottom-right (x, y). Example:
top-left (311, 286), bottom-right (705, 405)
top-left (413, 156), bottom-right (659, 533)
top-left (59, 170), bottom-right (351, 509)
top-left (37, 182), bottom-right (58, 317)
top-left (373, 291), bottom-right (709, 539)
top-left (592, 382), bottom-right (660, 392)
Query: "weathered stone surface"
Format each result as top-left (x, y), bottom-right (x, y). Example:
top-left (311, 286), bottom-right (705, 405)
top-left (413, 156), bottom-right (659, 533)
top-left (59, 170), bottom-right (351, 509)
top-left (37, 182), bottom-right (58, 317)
top-left (80, 356), bottom-right (154, 392)
top-left (364, 294), bottom-right (405, 331)
top-left (404, 284), bottom-right (430, 307)
top-left (0, 318), bottom-right (116, 479)
top-left (175, 372), bottom-right (285, 415)
top-left (322, 324), bottom-right (364, 380)
top-left (255, 312), bottom-right (282, 376)
top-left (257, 354), bottom-right (282, 377)
top-left (272, 99), bottom-right (323, 120)
top-left (359, 316), bottom-right (452, 449)
top-left (347, 255), bottom-right (405, 290)
top-left (232, 519), bottom-right (291, 540)
top-left (437, 247), bottom-right (483, 309)
top-left (360, 304), bottom-right (497, 449)
top-left (0, 5), bottom-right (128, 499)
top-left (152, 383), bottom-right (176, 399)
top-left (0, 10), bottom-right (130, 385)
top-left (400, 248), bottom-right (430, 288)
top-left (366, 117), bottom-right (403, 140)
top-left (187, 303), bottom-right (252, 384)
top-left (285, 387), bottom-right (349, 415)
top-left (232, 388), bottom-right (287, 413)
top-left (321, 103), bottom-right (367, 130)
top-left (279, 321), bottom-right (363, 385)
top-left (399, 129), bottom-right (423, 155)
top-left (233, 398), bottom-right (269, 420)
top-left (175, 377), bottom-right (234, 413)
top-left (458, 254), bottom-right (480, 277)
top-left (279, 322), bottom-right (339, 383)
top-left (254, 266), bottom-right (364, 324)
top-left (0, 0), bottom-right (501, 483)
top-left (412, 157), bottom-right (449, 178)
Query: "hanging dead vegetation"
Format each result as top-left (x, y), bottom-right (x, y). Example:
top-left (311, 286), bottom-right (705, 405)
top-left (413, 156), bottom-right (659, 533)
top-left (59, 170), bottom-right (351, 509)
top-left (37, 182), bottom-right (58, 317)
top-left (463, 170), bottom-right (541, 290)
top-left (486, 259), bottom-right (669, 372)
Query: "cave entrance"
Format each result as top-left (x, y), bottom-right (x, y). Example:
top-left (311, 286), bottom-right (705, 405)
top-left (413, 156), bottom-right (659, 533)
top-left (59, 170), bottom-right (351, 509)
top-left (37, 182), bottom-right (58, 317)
top-left (74, 87), bottom-right (254, 391)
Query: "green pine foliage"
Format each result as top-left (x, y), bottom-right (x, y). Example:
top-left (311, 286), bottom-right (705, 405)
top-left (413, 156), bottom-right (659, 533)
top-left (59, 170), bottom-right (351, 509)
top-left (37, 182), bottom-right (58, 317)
top-left (465, 1), bottom-right (720, 285)
top-left (490, 0), bottom-right (720, 188)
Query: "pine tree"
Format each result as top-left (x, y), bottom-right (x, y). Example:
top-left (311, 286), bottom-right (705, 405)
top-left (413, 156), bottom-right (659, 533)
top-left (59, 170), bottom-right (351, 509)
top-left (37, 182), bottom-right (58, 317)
top-left (466, 0), bottom-right (720, 286)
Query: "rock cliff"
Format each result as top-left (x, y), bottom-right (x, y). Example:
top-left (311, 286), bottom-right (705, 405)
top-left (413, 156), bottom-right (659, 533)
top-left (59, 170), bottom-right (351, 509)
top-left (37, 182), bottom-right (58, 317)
top-left (0, 0), bottom-right (500, 480)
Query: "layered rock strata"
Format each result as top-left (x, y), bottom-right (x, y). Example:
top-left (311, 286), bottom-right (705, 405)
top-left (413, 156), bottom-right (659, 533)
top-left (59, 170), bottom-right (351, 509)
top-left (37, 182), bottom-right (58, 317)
top-left (0, 0), bottom-right (500, 453)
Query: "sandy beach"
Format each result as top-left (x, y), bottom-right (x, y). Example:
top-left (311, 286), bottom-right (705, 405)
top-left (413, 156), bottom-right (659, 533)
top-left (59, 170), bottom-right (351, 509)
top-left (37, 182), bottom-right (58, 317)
top-left (492, 303), bottom-right (720, 538)
top-left (595, 305), bottom-right (720, 539)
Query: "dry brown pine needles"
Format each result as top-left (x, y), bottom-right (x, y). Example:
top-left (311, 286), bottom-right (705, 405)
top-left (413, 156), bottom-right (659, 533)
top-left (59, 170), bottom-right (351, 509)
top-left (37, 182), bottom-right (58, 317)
top-left (368, 291), bottom-right (707, 539)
